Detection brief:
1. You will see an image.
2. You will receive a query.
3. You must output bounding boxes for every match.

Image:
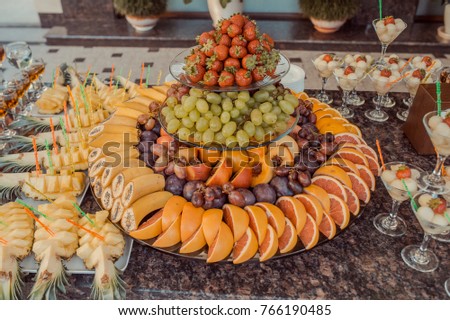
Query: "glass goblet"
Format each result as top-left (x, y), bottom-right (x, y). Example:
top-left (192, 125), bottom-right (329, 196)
top-left (344, 53), bottom-right (375, 106)
top-left (5, 42), bottom-right (32, 70)
top-left (312, 53), bottom-right (341, 104)
top-left (401, 192), bottom-right (450, 272)
top-left (0, 91), bottom-right (17, 138)
top-left (375, 161), bottom-right (424, 237)
top-left (372, 18), bottom-right (407, 66)
top-left (25, 57), bottom-right (46, 98)
top-left (445, 278), bottom-right (450, 297)
top-left (333, 66), bottom-right (366, 118)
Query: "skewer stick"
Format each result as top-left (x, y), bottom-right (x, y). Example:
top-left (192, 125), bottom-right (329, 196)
top-left (375, 139), bottom-right (385, 170)
top-left (23, 207), bottom-right (55, 237)
top-left (32, 137), bottom-right (41, 175)
top-left (49, 118), bottom-right (59, 154)
top-left (24, 181), bottom-right (54, 204)
top-left (145, 65), bottom-right (151, 88)
top-left (139, 63), bottom-right (145, 88)
top-left (53, 66), bottom-right (59, 88)
top-left (63, 101), bottom-right (71, 133)
top-left (16, 199), bottom-right (52, 220)
top-left (72, 202), bottom-right (95, 226)
top-left (83, 66), bottom-right (91, 87)
top-left (0, 237), bottom-right (7, 245)
top-left (387, 72), bottom-right (409, 87)
top-left (157, 70), bottom-right (162, 85)
top-left (402, 179), bottom-right (418, 210)
top-left (109, 64), bottom-right (115, 90)
top-left (426, 61), bottom-right (436, 73)
top-left (66, 218), bottom-right (104, 241)
top-left (398, 57), bottom-right (412, 73)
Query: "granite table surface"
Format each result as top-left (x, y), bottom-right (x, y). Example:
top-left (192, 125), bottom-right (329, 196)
top-left (20, 91), bottom-right (449, 300)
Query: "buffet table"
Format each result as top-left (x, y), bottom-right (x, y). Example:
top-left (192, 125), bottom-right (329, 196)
top-left (19, 91), bottom-right (448, 300)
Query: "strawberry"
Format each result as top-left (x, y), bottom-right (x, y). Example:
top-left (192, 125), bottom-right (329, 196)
top-left (206, 57), bottom-right (223, 73)
top-left (247, 39), bottom-right (261, 54)
top-left (344, 66), bottom-right (355, 75)
top-left (396, 165), bottom-right (411, 179)
top-left (229, 45), bottom-right (247, 59)
top-left (218, 70), bottom-right (235, 87)
top-left (217, 34), bottom-right (232, 47)
top-left (243, 26), bottom-right (257, 42)
top-left (201, 39), bottom-right (216, 57)
top-left (380, 69), bottom-right (392, 77)
top-left (235, 68), bottom-right (252, 87)
top-left (323, 54), bottom-right (333, 63)
top-left (231, 35), bottom-right (247, 47)
top-left (383, 16), bottom-right (395, 25)
top-left (197, 32), bottom-right (214, 45)
top-left (213, 44), bottom-right (229, 61)
top-left (244, 20), bottom-right (256, 30)
top-left (203, 70), bottom-right (219, 86)
top-left (224, 57), bottom-right (240, 74)
top-left (241, 54), bottom-right (257, 71)
top-left (428, 198), bottom-right (447, 214)
top-left (230, 14), bottom-right (245, 28)
top-left (412, 69), bottom-right (426, 80)
top-left (356, 55), bottom-right (367, 63)
top-left (444, 114), bottom-right (450, 127)
top-left (186, 64), bottom-right (206, 83)
top-left (251, 66), bottom-right (266, 82)
top-left (422, 56), bottom-right (433, 67)
top-left (219, 19), bottom-right (232, 34)
top-left (261, 33), bottom-right (275, 48)
top-left (388, 57), bottom-right (399, 65)
top-left (227, 24), bottom-right (242, 38)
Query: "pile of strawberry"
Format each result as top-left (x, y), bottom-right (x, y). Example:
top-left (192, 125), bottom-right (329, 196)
top-left (183, 14), bottom-right (280, 88)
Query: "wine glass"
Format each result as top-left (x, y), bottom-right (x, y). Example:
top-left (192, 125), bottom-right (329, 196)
top-left (401, 192), bottom-right (450, 272)
top-left (0, 89), bottom-right (18, 138)
top-left (344, 53), bottom-right (374, 106)
top-left (366, 66), bottom-right (401, 122)
top-left (5, 42), bottom-right (32, 70)
top-left (7, 72), bottom-right (32, 117)
top-left (411, 56), bottom-right (443, 73)
top-left (376, 161), bottom-right (424, 237)
top-left (446, 278), bottom-right (450, 297)
top-left (398, 69), bottom-right (437, 121)
top-left (312, 53), bottom-right (341, 104)
top-left (372, 17), bottom-right (407, 66)
top-left (418, 110), bottom-right (450, 194)
top-left (333, 66), bottom-right (366, 118)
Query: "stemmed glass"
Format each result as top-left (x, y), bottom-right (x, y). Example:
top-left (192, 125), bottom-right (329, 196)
top-left (8, 72), bottom-right (32, 116)
top-left (419, 111), bottom-right (450, 194)
top-left (401, 192), bottom-right (450, 272)
top-left (312, 53), bottom-right (341, 104)
top-left (366, 66), bottom-right (400, 122)
top-left (0, 89), bottom-right (18, 138)
top-left (376, 161), bottom-right (424, 237)
top-left (333, 66), bottom-right (366, 118)
top-left (5, 42), bottom-right (32, 70)
top-left (398, 69), bottom-right (437, 121)
top-left (344, 54), bottom-right (374, 106)
top-left (25, 58), bottom-right (46, 98)
top-left (446, 278), bottom-right (450, 296)
top-left (372, 17), bottom-right (407, 66)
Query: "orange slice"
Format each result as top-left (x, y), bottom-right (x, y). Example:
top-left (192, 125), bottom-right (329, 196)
top-left (161, 195), bottom-right (187, 232)
top-left (245, 205), bottom-right (268, 245)
top-left (365, 154), bottom-right (381, 177)
top-left (223, 204), bottom-right (250, 242)
top-left (316, 117), bottom-right (348, 131)
top-left (325, 158), bottom-right (360, 176)
top-left (314, 107), bottom-right (342, 119)
top-left (318, 212), bottom-right (337, 240)
top-left (255, 202), bottom-right (286, 237)
top-left (207, 222), bottom-right (234, 263)
top-left (357, 144), bottom-right (378, 162)
top-left (298, 213), bottom-right (319, 250)
top-left (275, 196), bottom-right (307, 234)
top-left (153, 215), bottom-right (181, 248)
top-left (179, 226), bottom-right (206, 254)
top-left (313, 165), bottom-right (352, 188)
top-left (129, 209), bottom-right (163, 240)
top-left (328, 194), bottom-right (350, 229)
top-left (202, 209), bottom-right (223, 247)
top-left (334, 132), bottom-right (365, 145)
top-left (278, 218), bottom-right (298, 254)
top-left (295, 92), bottom-right (309, 101)
top-left (343, 123), bottom-right (362, 137)
top-left (319, 122), bottom-right (347, 135)
top-left (347, 172), bottom-right (371, 204)
top-left (342, 185), bottom-right (361, 216)
top-left (311, 175), bottom-right (348, 202)
top-left (303, 184), bottom-right (331, 214)
top-left (333, 147), bottom-right (369, 167)
top-left (356, 164), bottom-right (376, 191)
top-left (259, 224), bottom-right (278, 262)
top-left (232, 227), bottom-right (258, 264)
top-left (294, 194), bottom-right (324, 225)
top-left (180, 203), bottom-right (204, 242)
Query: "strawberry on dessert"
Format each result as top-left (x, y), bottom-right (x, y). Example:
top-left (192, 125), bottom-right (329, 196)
top-left (416, 194), bottom-right (450, 231)
top-left (412, 56), bottom-right (442, 72)
top-left (404, 68), bottom-right (433, 98)
top-left (374, 16), bottom-right (407, 44)
top-left (380, 163), bottom-right (421, 202)
top-left (382, 54), bottom-right (407, 71)
top-left (427, 111), bottom-right (450, 156)
top-left (313, 53), bottom-right (340, 78)
top-left (371, 67), bottom-right (401, 95)
top-left (344, 54), bottom-right (374, 71)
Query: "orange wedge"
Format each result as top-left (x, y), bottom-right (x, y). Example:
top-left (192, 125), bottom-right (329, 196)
top-left (316, 117), bottom-right (348, 131)
top-left (319, 122), bottom-right (347, 135)
top-left (314, 108), bottom-right (342, 119)
top-left (245, 205), bottom-right (268, 246)
top-left (223, 204), bottom-right (250, 242)
top-left (318, 212), bottom-right (337, 240)
top-left (325, 158), bottom-right (360, 176)
top-left (202, 209), bottom-right (223, 247)
top-left (357, 144), bottom-right (378, 162)
top-left (129, 209), bottom-right (163, 240)
top-left (298, 213), bottom-right (319, 250)
top-left (180, 203), bottom-right (204, 242)
top-left (328, 194), bottom-right (350, 229)
top-left (153, 214), bottom-right (181, 248)
top-left (161, 196), bottom-right (187, 232)
top-left (365, 154), bottom-right (381, 177)
top-left (333, 147), bottom-right (369, 167)
top-left (179, 226), bottom-right (206, 254)
top-left (294, 194), bottom-right (324, 225)
top-left (278, 218), bottom-right (298, 254)
top-left (259, 224), bottom-right (279, 262)
top-left (347, 172), bottom-right (371, 204)
top-left (295, 91), bottom-right (309, 101)
top-left (313, 165), bottom-right (352, 188)
top-left (275, 196), bottom-right (307, 234)
top-left (342, 185), bottom-right (361, 216)
top-left (311, 175), bottom-right (348, 202)
top-left (334, 132), bottom-right (365, 145)
top-left (311, 103), bottom-right (328, 113)
top-left (343, 123), bottom-right (362, 137)
top-left (356, 164), bottom-right (376, 191)
top-left (224, 150), bottom-right (249, 173)
top-left (303, 184), bottom-right (331, 214)
top-left (255, 202), bottom-right (286, 237)
top-left (232, 227), bottom-right (258, 264)
top-left (207, 222), bottom-right (234, 263)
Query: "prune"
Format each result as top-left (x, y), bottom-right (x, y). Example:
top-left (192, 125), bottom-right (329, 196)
top-left (270, 176), bottom-right (293, 197)
top-left (309, 140), bottom-right (321, 149)
top-left (164, 161), bottom-right (175, 175)
top-left (145, 118), bottom-right (156, 131)
top-left (252, 183), bottom-right (277, 204)
top-left (212, 193), bottom-right (227, 208)
top-left (236, 188), bottom-right (256, 206)
top-left (274, 165), bottom-right (290, 177)
top-left (211, 186), bottom-right (224, 198)
top-left (138, 141), bottom-right (151, 153)
top-left (315, 151), bottom-right (327, 163)
top-left (164, 175), bottom-right (186, 196)
top-left (228, 190), bottom-right (246, 207)
top-left (288, 179), bottom-right (303, 194)
top-left (325, 132), bottom-right (334, 143)
top-left (320, 142), bottom-right (335, 156)
top-left (288, 170), bottom-right (298, 182)
top-left (153, 156), bottom-right (168, 172)
top-left (204, 187), bottom-right (216, 202)
top-left (297, 171), bottom-right (311, 187)
top-left (297, 138), bottom-right (309, 149)
top-left (191, 190), bottom-right (205, 208)
top-left (151, 120), bottom-right (161, 135)
top-left (140, 130), bottom-right (158, 142)
top-left (149, 101), bottom-right (160, 112)
top-left (308, 113), bottom-right (317, 124)
top-left (150, 144), bottom-right (167, 157)
top-left (183, 181), bottom-right (202, 201)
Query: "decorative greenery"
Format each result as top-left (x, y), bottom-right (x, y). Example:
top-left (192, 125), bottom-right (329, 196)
top-left (300, 0), bottom-right (360, 21)
top-left (113, 0), bottom-right (167, 16)
top-left (183, 0), bottom-right (237, 9)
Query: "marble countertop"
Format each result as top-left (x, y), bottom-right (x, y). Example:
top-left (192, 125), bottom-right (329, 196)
top-left (21, 91), bottom-right (449, 300)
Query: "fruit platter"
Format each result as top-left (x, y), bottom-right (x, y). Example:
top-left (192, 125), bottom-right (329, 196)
top-left (82, 15), bottom-right (380, 264)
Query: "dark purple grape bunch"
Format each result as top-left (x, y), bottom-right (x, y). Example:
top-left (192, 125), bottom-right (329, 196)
top-left (182, 181), bottom-right (227, 210)
top-left (271, 164), bottom-right (312, 197)
top-left (222, 182), bottom-right (256, 208)
top-left (166, 83), bottom-right (190, 102)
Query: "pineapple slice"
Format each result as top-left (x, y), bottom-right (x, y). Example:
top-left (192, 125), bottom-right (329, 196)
top-left (76, 210), bottom-right (126, 299)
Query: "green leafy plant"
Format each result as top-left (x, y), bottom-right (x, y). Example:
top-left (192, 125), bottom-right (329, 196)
top-left (300, 0), bottom-right (360, 21)
top-left (113, 0), bottom-right (167, 16)
top-left (183, 0), bottom-right (236, 9)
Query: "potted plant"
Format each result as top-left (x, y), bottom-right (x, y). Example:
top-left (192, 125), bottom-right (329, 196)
top-left (184, 0), bottom-right (244, 27)
top-left (438, 0), bottom-right (450, 39)
top-left (113, 0), bottom-right (167, 32)
top-left (300, 0), bottom-right (360, 33)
